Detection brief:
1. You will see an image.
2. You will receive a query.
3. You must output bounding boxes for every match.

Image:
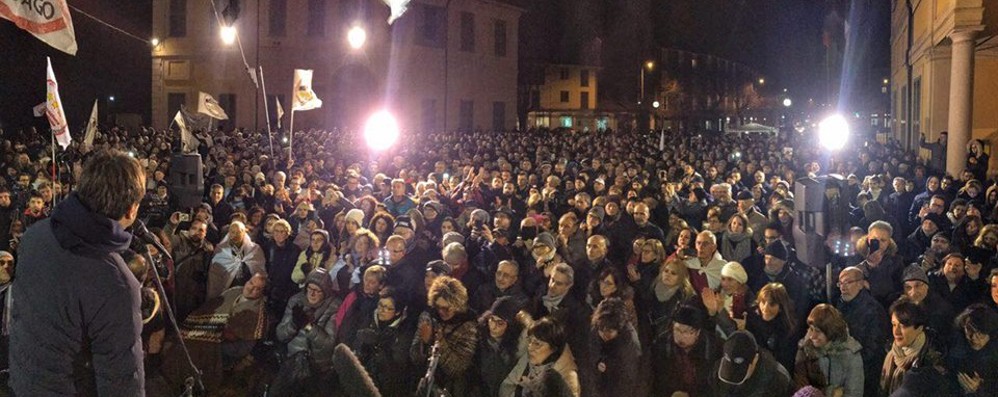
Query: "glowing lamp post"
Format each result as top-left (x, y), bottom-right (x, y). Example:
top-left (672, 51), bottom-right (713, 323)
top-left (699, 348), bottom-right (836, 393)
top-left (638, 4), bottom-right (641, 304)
top-left (818, 114), bottom-right (850, 151)
top-left (347, 26), bottom-right (367, 50)
top-left (364, 111), bottom-right (400, 151)
top-left (220, 25), bottom-right (237, 45)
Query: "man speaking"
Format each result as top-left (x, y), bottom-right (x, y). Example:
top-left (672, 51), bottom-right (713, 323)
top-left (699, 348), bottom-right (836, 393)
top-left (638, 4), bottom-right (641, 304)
top-left (10, 151), bottom-right (146, 396)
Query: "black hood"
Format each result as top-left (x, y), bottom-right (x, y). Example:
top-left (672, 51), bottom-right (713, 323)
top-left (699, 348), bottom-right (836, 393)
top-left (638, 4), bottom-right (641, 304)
top-left (51, 192), bottom-right (132, 254)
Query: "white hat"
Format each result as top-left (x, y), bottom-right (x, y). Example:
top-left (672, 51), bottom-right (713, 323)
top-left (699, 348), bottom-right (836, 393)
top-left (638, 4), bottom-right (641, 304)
top-left (345, 209), bottom-right (365, 226)
top-left (721, 261), bottom-right (748, 285)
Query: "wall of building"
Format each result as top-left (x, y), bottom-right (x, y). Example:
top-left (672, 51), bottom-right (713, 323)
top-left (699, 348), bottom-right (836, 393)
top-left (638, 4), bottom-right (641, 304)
top-left (891, 0), bottom-right (998, 154)
top-left (151, 0), bottom-right (521, 132)
top-left (536, 65), bottom-right (599, 111)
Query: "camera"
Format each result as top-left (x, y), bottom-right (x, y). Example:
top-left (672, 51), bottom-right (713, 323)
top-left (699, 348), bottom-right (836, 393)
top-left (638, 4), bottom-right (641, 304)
top-left (179, 213), bottom-right (191, 223)
top-left (868, 238), bottom-right (880, 252)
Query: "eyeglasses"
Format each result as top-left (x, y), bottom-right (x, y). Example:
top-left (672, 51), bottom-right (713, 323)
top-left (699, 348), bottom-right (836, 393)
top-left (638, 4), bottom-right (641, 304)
top-left (306, 286), bottom-right (324, 294)
top-left (488, 316), bottom-right (507, 326)
top-left (527, 337), bottom-right (548, 349)
top-left (837, 278), bottom-right (863, 287)
top-left (377, 303), bottom-right (396, 311)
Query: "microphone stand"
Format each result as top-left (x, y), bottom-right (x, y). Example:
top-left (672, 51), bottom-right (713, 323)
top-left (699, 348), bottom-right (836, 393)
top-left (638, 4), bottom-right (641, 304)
top-left (134, 222), bottom-right (206, 396)
top-left (422, 340), bottom-right (442, 397)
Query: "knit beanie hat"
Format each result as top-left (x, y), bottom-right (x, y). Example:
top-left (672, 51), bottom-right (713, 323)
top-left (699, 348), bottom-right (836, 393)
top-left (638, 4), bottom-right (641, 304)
top-left (533, 232), bottom-right (556, 249)
top-left (345, 209), bottom-right (365, 226)
top-left (902, 264), bottom-right (929, 285)
top-left (306, 268), bottom-right (335, 297)
top-left (721, 261), bottom-right (749, 284)
top-left (764, 241), bottom-right (789, 262)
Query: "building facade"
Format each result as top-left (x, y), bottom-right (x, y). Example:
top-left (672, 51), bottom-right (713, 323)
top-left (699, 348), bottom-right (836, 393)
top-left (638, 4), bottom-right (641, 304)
top-left (151, 0), bottom-right (521, 133)
top-left (524, 64), bottom-right (625, 131)
top-left (891, 0), bottom-right (998, 176)
top-left (649, 48), bottom-right (764, 132)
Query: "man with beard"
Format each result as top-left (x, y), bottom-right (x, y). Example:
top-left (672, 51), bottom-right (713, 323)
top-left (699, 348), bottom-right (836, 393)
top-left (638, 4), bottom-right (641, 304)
top-left (167, 216), bottom-right (216, 321)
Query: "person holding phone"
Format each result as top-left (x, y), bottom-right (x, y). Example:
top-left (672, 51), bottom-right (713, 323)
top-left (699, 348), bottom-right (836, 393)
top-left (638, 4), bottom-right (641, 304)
top-left (856, 221), bottom-right (906, 308)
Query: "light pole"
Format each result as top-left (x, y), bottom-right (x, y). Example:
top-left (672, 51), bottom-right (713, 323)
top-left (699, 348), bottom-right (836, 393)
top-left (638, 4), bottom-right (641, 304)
top-left (640, 61), bottom-right (654, 104)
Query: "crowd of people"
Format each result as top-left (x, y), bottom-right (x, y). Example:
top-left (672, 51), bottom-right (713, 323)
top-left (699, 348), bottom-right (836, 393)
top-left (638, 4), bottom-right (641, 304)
top-left (0, 122), bottom-right (995, 397)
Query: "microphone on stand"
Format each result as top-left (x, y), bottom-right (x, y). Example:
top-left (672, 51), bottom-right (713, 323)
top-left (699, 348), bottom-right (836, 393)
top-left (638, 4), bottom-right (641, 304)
top-left (130, 220), bottom-right (205, 396)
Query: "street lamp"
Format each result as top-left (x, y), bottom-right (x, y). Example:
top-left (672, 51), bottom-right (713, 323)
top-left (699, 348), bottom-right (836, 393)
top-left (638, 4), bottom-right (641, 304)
top-left (640, 61), bottom-right (654, 104)
top-left (347, 26), bottom-right (367, 50)
top-left (150, 37), bottom-right (160, 48)
top-left (782, 98), bottom-right (792, 107)
top-left (652, 100), bottom-right (661, 109)
top-left (818, 114), bottom-right (850, 150)
top-left (220, 25), bottom-right (237, 45)
top-left (758, 78), bottom-right (765, 85)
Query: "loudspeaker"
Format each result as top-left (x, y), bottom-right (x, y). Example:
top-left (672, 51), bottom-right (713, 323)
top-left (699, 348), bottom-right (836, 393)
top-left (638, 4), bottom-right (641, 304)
top-left (793, 176), bottom-right (827, 267)
top-left (169, 153), bottom-right (204, 209)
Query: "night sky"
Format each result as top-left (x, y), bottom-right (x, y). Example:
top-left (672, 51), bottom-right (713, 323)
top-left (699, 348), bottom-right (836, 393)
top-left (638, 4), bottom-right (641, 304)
top-left (0, 0), bottom-right (889, 133)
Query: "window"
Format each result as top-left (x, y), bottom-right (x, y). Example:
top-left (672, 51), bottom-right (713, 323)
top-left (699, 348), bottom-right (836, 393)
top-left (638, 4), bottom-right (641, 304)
top-left (460, 12), bottom-right (475, 52)
top-left (580, 70), bottom-right (589, 87)
top-left (307, 0), bottom-right (326, 37)
top-left (560, 116), bottom-right (573, 128)
top-left (167, 93), bottom-right (186, 124)
top-left (580, 92), bottom-right (589, 109)
top-left (218, 94), bottom-right (236, 129)
top-left (560, 68), bottom-right (570, 80)
top-left (169, 0), bottom-right (186, 37)
top-left (560, 91), bottom-right (569, 103)
top-left (459, 100), bottom-right (474, 131)
top-left (270, 0), bottom-right (287, 37)
top-left (418, 5), bottom-right (446, 48)
top-left (422, 99), bottom-right (438, 132)
top-left (494, 20), bottom-right (507, 57)
top-left (492, 102), bottom-right (505, 131)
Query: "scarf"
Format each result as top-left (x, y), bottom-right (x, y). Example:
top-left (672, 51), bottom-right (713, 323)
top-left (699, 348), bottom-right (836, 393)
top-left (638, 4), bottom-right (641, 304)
top-left (542, 293), bottom-right (566, 313)
top-left (517, 361), bottom-right (557, 396)
top-left (653, 279), bottom-right (679, 302)
top-left (881, 331), bottom-right (926, 394)
top-left (721, 231), bottom-right (752, 262)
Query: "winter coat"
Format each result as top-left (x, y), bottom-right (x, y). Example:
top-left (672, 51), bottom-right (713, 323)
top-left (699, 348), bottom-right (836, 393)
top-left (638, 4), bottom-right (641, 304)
top-left (499, 346), bottom-right (581, 397)
top-left (275, 291), bottom-right (341, 371)
top-left (793, 336), bottom-right (865, 397)
top-left (9, 193), bottom-right (144, 396)
top-left (856, 254), bottom-right (905, 308)
top-left (651, 328), bottom-right (722, 397)
top-left (836, 289), bottom-right (890, 392)
top-left (263, 238), bottom-right (303, 311)
top-left (352, 312), bottom-right (416, 397)
top-left (594, 325), bottom-right (642, 397)
top-left (477, 329), bottom-right (526, 397)
top-left (746, 309), bottom-right (799, 373)
top-left (945, 335), bottom-right (998, 397)
top-left (410, 311), bottom-right (479, 397)
top-left (709, 349), bottom-right (793, 397)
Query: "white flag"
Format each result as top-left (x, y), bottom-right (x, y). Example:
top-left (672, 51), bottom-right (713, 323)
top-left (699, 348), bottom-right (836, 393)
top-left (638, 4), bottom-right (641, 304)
top-left (0, 0), bottom-right (77, 55)
top-left (197, 92), bottom-right (229, 120)
top-left (45, 57), bottom-right (71, 149)
top-left (292, 69), bottom-right (322, 111)
top-left (83, 99), bottom-right (98, 147)
top-left (32, 102), bottom-right (46, 117)
top-left (276, 98), bottom-right (284, 129)
top-left (383, 0), bottom-right (413, 25)
top-left (173, 110), bottom-right (197, 153)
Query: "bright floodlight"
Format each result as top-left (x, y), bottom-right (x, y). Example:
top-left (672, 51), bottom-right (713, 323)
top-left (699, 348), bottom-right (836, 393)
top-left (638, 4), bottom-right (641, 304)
top-left (652, 100), bottom-right (661, 109)
top-left (364, 110), bottom-right (400, 151)
top-left (220, 26), bottom-right (237, 45)
top-left (347, 26), bottom-right (367, 49)
top-left (818, 114), bottom-right (850, 151)
top-left (782, 98), bottom-right (792, 107)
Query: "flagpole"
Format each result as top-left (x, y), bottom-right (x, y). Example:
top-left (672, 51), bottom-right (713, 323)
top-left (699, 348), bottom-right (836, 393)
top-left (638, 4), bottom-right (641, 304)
top-left (258, 66), bottom-right (275, 160)
top-left (50, 129), bottom-right (57, 194)
top-left (288, 110), bottom-right (295, 167)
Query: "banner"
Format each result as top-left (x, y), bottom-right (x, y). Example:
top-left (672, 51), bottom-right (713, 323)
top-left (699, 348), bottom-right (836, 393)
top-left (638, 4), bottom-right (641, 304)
top-left (197, 92), bottom-right (229, 120)
top-left (292, 69), bottom-right (322, 111)
top-left (383, 0), bottom-right (412, 25)
top-left (173, 110), bottom-right (197, 153)
top-left (82, 99), bottom-right (97, 147)
top-left (32, 102), bottom-right (45, 117)
top-left (275, 98), bottom-right (284, 129)
top-left (45, 57), bottom-right (71, 149)
top-left (0, 0), bottom-right (77, 55)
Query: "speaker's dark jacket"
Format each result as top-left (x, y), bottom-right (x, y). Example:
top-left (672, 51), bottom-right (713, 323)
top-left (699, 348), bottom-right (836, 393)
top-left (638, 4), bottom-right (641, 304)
top-left (9, 193), bottom-right (145, 396)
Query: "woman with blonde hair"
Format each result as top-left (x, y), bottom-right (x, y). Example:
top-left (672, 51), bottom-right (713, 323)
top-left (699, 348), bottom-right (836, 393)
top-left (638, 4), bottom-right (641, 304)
top-left (642, 258), bottom-right (697, 337)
